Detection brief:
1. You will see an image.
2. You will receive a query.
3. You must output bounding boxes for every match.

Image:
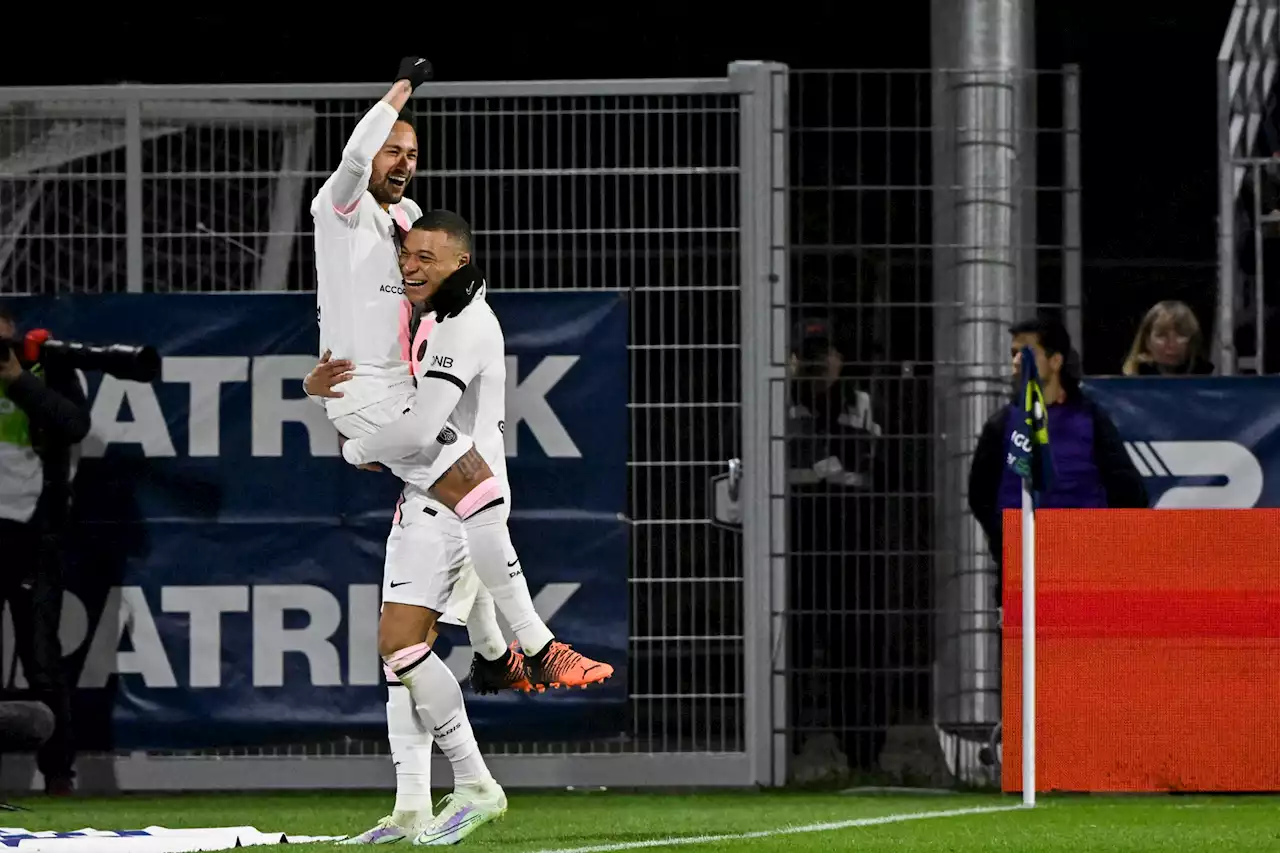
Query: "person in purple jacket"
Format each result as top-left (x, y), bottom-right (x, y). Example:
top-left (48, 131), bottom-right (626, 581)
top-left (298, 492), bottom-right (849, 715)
top-left (968, 316), bottom-right (1149, 586)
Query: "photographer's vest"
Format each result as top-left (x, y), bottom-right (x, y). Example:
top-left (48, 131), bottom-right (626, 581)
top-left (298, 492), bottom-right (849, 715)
top-left (0, 365), bottom-right (44, 523)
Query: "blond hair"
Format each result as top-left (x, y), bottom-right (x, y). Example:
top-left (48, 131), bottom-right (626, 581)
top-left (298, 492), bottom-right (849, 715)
top-left (1122, 300), bottom-right (1206, 376)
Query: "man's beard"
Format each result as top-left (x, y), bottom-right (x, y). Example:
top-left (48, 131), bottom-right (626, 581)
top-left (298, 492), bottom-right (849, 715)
top-left (369, 179), bottom-right (403, 205)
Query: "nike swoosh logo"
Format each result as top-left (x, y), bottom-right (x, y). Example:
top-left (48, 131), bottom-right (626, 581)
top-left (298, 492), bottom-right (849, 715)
top-left (507, 559), bottom-right (519, 567)
top-left (390, 581), bottom-right (411, 588)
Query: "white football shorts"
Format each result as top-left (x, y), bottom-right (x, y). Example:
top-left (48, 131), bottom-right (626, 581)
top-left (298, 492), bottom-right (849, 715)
top-left (330, 390), bottom-right (474, 492)
top-left (382, 491), bottom-right (479, 626)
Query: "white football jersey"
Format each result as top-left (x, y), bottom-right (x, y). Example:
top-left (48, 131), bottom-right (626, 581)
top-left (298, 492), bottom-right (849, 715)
top-left (410, 287), bottom-right (509, 493)
top-left (310, 171), bottom-right (422, 418)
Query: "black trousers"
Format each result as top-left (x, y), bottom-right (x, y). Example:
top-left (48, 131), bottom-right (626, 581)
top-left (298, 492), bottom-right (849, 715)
top-left (788, 489), bottom-right (890, 772)
top-left (0, 518), bottom-right (74, 781)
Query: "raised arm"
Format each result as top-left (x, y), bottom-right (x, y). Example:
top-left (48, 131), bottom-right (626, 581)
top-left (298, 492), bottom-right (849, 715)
top-left (322, 83), bottom-right (413, 216)
top-left (313, 57), bottom-right (432, 219)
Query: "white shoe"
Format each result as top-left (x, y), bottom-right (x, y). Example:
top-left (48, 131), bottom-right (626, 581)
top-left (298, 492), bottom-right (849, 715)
top-left (413, 779), bottom-right (507, 846)
top-left (339, 811), bottom-right (428, 845)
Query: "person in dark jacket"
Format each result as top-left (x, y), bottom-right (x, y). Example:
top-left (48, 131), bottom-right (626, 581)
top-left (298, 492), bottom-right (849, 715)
top-left (0, 302), bottom-right (90, 795)
top-left (968, 316), bottom-right (1149, 571)
top-left (786, 319), bottom-right (890, 772)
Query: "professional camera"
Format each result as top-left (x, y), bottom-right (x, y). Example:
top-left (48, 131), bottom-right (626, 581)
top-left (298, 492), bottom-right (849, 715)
top-left (1, 330), bottom-right (160, 383)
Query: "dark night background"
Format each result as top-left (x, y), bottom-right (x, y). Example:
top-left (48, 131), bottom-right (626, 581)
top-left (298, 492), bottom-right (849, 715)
top-left (0, 1), bottom-right (1230, 367)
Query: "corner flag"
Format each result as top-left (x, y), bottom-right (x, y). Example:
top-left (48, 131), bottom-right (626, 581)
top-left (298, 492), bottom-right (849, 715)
top-left (1006, 344), bottom-right (1053, 808)
top-left (1005, 346), bottom-right (1054, 503)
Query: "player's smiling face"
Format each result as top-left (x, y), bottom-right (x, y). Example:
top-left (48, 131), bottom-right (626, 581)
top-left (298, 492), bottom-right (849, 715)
top-left (399, 228), bottom-right (468, 304)
top-left (369, 121), bottom-right (418, 207)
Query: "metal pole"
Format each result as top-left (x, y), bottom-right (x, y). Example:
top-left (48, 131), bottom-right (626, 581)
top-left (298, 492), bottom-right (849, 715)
top-left (1217, 32), bottom-right (1238, 374)
top-left (1253, 162), bottom-right (1266, 372)
top-left (1063, 65), bottom-right (1083, 363)
top-left (125, 99), bottom-right (144, 295)
top-left (729, 59), bottom-right (790, 788)
top-left (935, 0), bottom-right (1025, 751)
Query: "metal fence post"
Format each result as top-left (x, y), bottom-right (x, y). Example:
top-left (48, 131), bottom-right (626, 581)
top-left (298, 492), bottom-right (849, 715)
top-left (1063, 65), bottom-right (1083, 362)
top-left (125, 98), bottom-right (144, 295)
top-left (730, 59), bottom-right (790, 788)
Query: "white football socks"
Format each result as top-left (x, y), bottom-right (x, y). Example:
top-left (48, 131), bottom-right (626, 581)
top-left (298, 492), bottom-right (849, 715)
top-left (385, 643), bottom-right (491, 789)
top-left (385, 675), bottom-right (433, 816)
top-left (466, 585), bottom-right (508, 662)
top-left (461, 505), bottom-right (554, 656)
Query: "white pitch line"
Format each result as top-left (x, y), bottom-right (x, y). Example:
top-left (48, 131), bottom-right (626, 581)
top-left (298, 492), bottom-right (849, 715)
top-left (526, 803), bottom-right (1029, 853)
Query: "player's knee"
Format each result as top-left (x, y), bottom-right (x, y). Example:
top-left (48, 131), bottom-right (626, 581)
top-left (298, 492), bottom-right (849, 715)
top-left (378, 605), bottom-right (438, 659)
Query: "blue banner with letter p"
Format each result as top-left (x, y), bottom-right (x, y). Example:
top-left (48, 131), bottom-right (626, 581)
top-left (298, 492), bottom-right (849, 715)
top-left (1085, 376), bottom-right (1280, 509)
top-left (9, 292), bottom-right (629, 750)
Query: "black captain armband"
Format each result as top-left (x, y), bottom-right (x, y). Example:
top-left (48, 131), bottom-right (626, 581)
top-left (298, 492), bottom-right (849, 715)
top-left (429, 263), bottom-right (485, 321)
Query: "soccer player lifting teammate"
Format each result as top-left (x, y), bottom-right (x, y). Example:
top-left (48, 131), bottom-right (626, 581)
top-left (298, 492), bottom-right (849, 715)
top-left (308, 57), bottom-right (613, 845)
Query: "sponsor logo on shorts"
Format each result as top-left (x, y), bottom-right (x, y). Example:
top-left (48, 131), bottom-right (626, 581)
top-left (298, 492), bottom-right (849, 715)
top-left (437, 426), bottom-right (458, 445)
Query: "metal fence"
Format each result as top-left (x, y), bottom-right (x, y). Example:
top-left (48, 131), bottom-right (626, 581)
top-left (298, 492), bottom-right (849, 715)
top-left (784, 67), bottom-right (1080, 786)
top-left (0, 60), bottom-right (1078, 791)
top-left (0, 64), bottom-right (787, 790)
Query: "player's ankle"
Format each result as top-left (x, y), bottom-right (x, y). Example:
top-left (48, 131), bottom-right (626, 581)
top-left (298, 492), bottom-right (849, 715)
top-left (524, 637), bottom-right (555, 658)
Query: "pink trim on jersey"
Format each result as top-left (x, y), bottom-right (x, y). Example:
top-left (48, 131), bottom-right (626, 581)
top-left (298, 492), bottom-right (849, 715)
top-left (398, 300), bottom-right (413, 367)
top-left (384, 664), bottom-right (401, 684)
top-left (455, 477), bottom-right (503, 519)
top-left (392, 205), bottom-right (412, 231)
top-left (384, 642), bottom-right (431, 674)
top-left (409, 313), bottom-right (436, 375)
top-left (333, 197), bottom-right (361, 215)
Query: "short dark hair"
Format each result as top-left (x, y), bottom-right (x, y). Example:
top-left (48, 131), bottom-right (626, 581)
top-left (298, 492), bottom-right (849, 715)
top-left (411, 209), bottom-right (472, 254)
top-left (1010, 314), bottom-right (1071, 358)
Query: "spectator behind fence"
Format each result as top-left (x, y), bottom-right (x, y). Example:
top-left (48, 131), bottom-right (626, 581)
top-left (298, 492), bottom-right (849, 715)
top-left (786, 318), bottom-right (888, 776)
top-left (968, 316), bottom-right (1148, 598)
top-left (1121, 300), bottom-right (1214, 377)
top-left (0, 301), bottom-right (88, 796)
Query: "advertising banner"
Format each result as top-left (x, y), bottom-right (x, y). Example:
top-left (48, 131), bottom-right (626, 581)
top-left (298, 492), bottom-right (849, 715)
top-left (1002, 509), bottom-right (1280, 792)
top-left (1084, 377), bottom-right (1280, 509)
top-left (5, 293), bottom-right (629, 749)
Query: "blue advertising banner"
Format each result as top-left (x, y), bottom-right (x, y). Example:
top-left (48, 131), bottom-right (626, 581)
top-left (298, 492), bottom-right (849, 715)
top-left (6, 293), bottom-right (629, 750)
top-left (1084, 377), bottom-right (1280, 509)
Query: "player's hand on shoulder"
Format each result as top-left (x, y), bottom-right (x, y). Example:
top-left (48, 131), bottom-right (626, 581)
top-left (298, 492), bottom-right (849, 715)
top-left (306, 349), bottom-right (354, 398)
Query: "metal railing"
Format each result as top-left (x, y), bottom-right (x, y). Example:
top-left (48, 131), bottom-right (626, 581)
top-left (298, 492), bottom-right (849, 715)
top-left (1218, 0), bottom-right (1280, 374)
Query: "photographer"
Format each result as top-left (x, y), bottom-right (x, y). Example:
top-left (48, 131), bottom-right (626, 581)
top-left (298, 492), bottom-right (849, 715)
top-left (0, 302), bottom-right (89, 796)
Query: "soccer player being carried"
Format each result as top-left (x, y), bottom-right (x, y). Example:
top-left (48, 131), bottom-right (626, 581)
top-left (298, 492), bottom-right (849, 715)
top-left (308, 59), bottom-right (613, 846)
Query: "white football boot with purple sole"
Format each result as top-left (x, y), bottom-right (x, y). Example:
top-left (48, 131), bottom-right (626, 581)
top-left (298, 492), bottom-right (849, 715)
top-left (339, 812), bottom-right (429, 845)
top-left (413, 780), bottom-right (507, 846)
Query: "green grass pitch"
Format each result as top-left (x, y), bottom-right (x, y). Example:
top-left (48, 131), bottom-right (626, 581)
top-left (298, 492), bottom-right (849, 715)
top-left (8, 790), bottom-right (1280, 851)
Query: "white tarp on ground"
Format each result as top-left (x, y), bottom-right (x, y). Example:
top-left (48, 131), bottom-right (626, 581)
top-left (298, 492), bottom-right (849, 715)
top-left (0, 826), bottom-right (344, 851)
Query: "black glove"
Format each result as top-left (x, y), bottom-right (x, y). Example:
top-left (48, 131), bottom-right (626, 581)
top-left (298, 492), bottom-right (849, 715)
top-left (429, 263), bottom-right (485, 321)
top-left (395, 56), bottom-right (433, 91)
